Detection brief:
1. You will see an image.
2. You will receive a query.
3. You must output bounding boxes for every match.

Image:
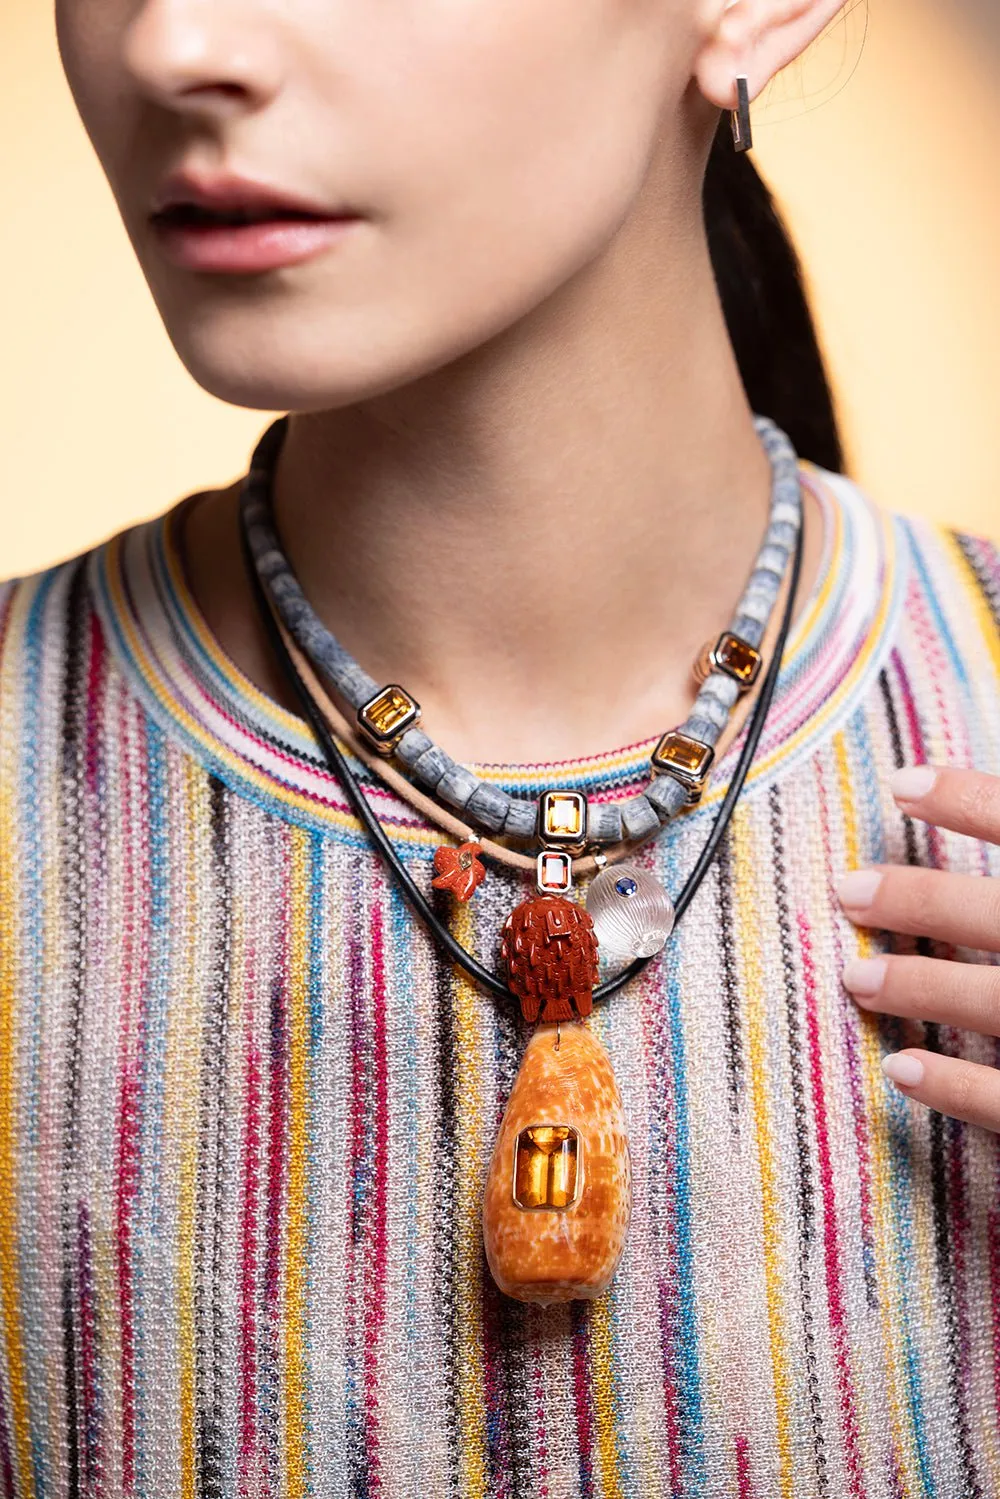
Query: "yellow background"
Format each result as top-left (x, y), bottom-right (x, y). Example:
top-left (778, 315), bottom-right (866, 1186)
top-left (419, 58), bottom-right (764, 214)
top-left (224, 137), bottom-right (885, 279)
top-left (2, 0), bottom-right (998, 578)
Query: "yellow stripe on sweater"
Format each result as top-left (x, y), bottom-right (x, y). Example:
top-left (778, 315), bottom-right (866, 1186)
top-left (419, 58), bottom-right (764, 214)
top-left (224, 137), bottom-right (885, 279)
top-left (177, 758), bottom-right (206, 1499)
top-left (285, 828), bottom-right (311, 1495)
top-left (591, 1291), bottom-right (625, 1499)
top-left (451, 895), bottom-right (489, 1496)
top-left (833, 731), bottom-right (918, 1490)
top-left (0, 583), bottom-right (34, 1497)
top-left (732, 804), bottom-right (794, 1497)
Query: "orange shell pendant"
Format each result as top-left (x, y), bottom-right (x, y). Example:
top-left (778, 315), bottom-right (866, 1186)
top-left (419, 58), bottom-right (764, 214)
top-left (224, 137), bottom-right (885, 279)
top-left (482, 1020), bottom-right (632, 1305)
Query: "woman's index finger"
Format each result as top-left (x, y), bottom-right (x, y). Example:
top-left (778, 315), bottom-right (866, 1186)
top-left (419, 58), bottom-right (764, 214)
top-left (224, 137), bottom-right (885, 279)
top-left (891, 762), bottom-right (1000, 845)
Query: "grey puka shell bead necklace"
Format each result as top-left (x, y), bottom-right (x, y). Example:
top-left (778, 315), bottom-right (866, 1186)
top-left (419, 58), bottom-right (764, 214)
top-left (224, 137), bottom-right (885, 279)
top-left (240, 412), bottom-right (803, 856)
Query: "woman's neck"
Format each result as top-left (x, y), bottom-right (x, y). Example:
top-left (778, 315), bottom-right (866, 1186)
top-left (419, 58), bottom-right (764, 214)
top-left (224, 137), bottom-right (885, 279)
top-left (182, 241), bottom-right (825, 766)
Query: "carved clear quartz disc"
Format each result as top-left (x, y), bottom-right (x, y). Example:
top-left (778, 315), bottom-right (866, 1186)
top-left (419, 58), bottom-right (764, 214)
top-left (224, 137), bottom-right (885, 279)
top-left (585, 863), bottom-right (675, 959)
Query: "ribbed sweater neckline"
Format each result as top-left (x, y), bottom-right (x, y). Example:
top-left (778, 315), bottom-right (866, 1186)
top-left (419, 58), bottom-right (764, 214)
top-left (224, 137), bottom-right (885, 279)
top-left (89, 460), bottom-right (907, 842)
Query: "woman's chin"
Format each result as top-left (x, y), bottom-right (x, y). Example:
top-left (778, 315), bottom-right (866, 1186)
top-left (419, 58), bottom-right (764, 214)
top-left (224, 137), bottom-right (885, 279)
top-left (162, 338), bottom-right (404, 415)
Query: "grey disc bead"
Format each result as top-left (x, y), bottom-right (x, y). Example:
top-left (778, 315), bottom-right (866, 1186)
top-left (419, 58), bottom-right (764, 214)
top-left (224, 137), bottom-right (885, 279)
top-left (464, 782), bottom-right (512, 834)
top-left (619, 795), bottom-right (661, 841)
top-left (587, 801), bottom-right (624, 844)
top-left (502, 798), bottom-right (539, 839)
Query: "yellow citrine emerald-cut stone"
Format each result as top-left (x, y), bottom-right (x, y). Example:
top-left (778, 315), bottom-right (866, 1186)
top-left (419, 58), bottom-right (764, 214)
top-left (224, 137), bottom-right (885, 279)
top-left (540, 790), bottom-right (586, 841)
top-left (651, 729), bottom-right (714, 792)
top-left (714, 632), bottom-right (761, 687)
top-left (358, 684), bottom-right (419, 746)
top-left (513, 1124), bottom-right (580, 1209)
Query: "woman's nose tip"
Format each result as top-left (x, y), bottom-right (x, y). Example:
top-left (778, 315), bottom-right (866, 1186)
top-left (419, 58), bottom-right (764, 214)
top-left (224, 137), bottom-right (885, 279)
top-left (121, 0), bottom-right (279, 115)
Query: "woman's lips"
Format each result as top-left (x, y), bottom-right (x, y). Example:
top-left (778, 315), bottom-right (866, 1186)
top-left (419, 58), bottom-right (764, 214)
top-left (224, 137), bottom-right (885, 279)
top-left (149, 213), bottom-right (363, 273)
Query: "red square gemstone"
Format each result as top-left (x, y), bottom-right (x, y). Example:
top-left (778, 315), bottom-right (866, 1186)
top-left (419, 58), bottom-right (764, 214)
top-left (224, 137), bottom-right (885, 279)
top-left (537, 850), bottom-right (573, 892)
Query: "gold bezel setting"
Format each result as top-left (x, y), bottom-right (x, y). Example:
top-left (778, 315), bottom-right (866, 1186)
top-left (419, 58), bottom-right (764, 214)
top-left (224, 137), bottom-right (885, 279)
top-left (357, 684), bottom-right (422, 755)
top-left (537, 789), bottom-right (588, 846)
top-left (511, 1123), bottom-right (584, 1211)
top-left (710, 631), bottom-right (762, 691)
top-left (536, 849), bottom-right (573, 893)
top-left (650, 729), bottom-right (715, 803)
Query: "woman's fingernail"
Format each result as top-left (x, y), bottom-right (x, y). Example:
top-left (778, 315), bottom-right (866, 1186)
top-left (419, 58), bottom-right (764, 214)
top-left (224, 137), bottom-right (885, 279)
top-left (882, 1052), bottom-right (925, 1087)
top-left (836, 869), bottom-right (883, 910)
top-left (842, 956), bottom-right (887, 997)
top-left (890, 765), bottom-right (937, 803)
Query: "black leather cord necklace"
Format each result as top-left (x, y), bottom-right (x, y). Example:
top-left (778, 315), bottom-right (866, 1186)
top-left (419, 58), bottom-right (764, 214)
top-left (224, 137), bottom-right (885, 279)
top-left (237, 488), bottom-right (804, 1009)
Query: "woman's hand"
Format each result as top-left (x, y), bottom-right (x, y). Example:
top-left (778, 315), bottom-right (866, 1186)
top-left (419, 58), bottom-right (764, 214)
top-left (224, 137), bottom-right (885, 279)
top-left (837, 763), bottom-right (1000, 1133)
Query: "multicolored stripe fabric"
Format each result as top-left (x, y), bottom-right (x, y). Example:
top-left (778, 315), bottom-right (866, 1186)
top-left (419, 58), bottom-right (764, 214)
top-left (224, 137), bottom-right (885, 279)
top-left (1, 459), bottom-right (1000, 1498)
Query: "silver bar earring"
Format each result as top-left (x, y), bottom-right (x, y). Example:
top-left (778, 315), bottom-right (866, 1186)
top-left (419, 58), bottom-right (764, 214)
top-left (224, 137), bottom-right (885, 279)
top-left (731, 75), bottom-right (752, 153)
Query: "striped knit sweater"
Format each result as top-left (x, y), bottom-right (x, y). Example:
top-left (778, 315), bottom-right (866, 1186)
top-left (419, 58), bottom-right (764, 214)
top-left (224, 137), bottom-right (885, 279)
top-left (1, 458), bottom-right (1000, 1499)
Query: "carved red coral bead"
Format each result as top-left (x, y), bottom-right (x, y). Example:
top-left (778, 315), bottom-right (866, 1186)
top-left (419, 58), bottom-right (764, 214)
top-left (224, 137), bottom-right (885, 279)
top-left (500, 895), bottom-right (599, 1025)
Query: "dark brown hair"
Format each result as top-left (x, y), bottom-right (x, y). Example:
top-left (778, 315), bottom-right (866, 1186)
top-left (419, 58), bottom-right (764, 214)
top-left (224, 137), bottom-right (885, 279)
top-left (703, 110), bottom-right (845, 474)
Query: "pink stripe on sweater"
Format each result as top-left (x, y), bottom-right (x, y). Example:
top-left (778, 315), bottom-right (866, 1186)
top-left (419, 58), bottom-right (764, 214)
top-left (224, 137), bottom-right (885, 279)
top-left (734, 1429), bottom-right (757, 1499)
top-left (363, 896), bottom-right (389, 1496)
top-left (77, 1197), bottom-right (102, 1494)
top-left (799, 910), bottom-right (865, 1496)
top-left (262, 860), bottom-right (290, 1495)
top-left (113, 661), bottom-right (144, 1495)
top-left (989, 1210), bottom-right (1000, 1443)
top-left (237, 1006), bottom-right (262, 1495)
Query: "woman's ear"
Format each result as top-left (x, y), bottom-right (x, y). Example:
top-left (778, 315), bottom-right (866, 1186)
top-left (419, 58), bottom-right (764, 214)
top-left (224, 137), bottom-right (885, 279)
top-left (693, 0), bottom-right (848, 111)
